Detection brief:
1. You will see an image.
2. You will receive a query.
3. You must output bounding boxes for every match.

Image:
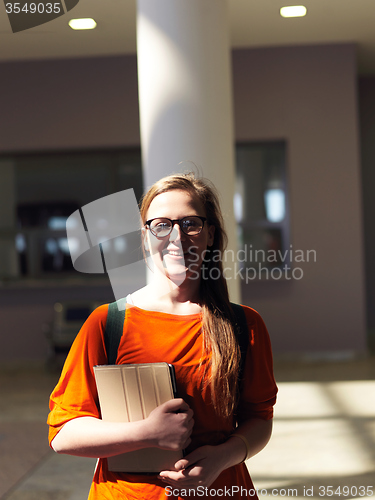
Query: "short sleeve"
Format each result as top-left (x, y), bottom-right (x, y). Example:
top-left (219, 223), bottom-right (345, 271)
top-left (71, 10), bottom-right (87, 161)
top-left (47, 304), bottom-right (109, 446)
top-left (236, 306), bottom-right (278, 422)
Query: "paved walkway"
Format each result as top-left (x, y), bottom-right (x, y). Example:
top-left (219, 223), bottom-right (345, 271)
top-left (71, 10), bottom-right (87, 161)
top-left (1, 356), bottom-right (374, 499)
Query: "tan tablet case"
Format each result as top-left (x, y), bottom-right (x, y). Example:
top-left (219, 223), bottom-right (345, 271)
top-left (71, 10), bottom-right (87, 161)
top-left (94, 362), bottom-right (182, 473)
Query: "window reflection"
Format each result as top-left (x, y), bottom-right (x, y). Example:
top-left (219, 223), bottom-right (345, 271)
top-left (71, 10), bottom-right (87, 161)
top-left (264, 188), bottom-right (285, 223)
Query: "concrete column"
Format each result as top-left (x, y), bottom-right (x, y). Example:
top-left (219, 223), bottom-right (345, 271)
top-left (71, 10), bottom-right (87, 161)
top-left (0, 160), bottom-right (19, 278)
top-left (137, 0), bottom-right (240, 301)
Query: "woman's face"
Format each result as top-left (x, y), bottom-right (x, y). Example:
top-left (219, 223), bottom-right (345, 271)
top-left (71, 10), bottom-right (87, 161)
top-left (144, 190), bottom-right (215, 285)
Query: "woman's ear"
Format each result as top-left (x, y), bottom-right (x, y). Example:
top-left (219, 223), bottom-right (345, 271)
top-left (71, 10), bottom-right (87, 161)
top-left (142, 227), bottom-right (150, 252)
top-left (207, 224), bottom-right (215, 247)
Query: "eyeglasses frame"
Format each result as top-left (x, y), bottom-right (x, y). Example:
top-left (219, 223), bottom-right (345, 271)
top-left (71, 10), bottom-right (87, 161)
top-left (144, 216), bottom-right (207, 238)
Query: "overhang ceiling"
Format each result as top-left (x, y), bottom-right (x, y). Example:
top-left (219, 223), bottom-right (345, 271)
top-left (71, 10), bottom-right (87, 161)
top-left (1, 0), bottom-right (375, 75)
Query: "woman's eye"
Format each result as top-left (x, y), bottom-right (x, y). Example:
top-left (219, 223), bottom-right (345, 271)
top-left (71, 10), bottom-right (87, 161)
top-left (154, 223), bottom-right (169, 233)
top-left (183, 220), bottom-right (197, 229)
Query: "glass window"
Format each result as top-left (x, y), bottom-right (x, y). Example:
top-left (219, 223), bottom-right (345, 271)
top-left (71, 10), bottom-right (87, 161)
top-left (235, 141), bottom-right (290, 277)
top-left (0, 149), bottom-right (142, 280)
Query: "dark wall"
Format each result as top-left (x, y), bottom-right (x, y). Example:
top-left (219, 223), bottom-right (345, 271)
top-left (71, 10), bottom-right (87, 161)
top-left (0, 55), bottom-right (140, 153)
top-left (232, 44), bottom-right (367, 355)
top-left (0, 54), bottom-right (141, 363)
top-left (0, 283), bottom-right (113, 362)
top-left (358, 77), bottom-right (375, 346)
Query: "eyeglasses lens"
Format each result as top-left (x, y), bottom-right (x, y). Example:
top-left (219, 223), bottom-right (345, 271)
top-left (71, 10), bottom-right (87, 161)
top-left (181, 217), bottom-right (203, 235)
top-left (149, 220), bottom-right (171, 237)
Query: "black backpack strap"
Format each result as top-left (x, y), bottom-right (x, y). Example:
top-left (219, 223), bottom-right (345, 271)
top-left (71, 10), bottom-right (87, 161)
top-left (104, 297), bottom-right (127, 365)
top-left (230, 302), bottom-right (249, 383)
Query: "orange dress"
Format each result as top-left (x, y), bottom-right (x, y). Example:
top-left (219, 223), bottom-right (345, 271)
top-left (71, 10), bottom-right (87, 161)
top-left (48, 303), bottom-right (278, 500)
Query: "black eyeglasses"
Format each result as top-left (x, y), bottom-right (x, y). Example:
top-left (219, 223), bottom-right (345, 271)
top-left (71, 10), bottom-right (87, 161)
top-left (145, 216), bottom-right (207, 238)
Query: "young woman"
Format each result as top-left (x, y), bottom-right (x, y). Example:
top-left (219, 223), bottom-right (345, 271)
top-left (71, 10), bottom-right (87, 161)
top-left (48, 173), bottom-right (278, 499)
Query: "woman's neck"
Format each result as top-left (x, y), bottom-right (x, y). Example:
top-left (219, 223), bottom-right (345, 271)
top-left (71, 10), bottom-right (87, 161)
top-left (130, 276), bottom-right (202, 315)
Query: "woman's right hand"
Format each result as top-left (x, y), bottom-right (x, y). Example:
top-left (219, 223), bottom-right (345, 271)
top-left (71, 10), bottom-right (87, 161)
top-left (146, 398), bottom-right (194, 451)
top-left (51, 399), bottom-right (193, 458)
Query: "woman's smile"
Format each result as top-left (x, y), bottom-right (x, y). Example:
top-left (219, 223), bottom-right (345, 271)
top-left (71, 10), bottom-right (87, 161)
top-left (164, 248), bottom-right (184, 257)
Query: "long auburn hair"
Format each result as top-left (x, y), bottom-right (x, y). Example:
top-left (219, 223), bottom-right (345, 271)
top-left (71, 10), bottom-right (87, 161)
top-left (139, 172), bottom-right (241, 418)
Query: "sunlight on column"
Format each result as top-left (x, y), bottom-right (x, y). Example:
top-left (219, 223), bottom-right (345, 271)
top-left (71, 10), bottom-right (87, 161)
top-left (137, 14), bottom-right (193, 155)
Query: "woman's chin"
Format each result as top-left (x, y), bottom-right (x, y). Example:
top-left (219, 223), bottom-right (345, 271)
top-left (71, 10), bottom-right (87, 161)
top-left (151, 255), bottom-right (201, 286)
top-left (163, 264), bottom-right (188, 281)
top-left (162, 254), bottom-right (186, 270)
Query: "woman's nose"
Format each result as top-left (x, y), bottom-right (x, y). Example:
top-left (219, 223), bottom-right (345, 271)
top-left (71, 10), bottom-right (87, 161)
top-left (169, 223), bottom-right (184, 242)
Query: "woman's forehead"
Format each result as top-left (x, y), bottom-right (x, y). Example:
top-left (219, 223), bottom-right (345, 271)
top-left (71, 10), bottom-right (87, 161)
top-left (146, 189), bottom-right (206, 217)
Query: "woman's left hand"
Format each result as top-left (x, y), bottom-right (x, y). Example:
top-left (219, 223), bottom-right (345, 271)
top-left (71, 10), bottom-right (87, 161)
top-left (158, 445), bottom-right (228, 489)
top-left (159, 419), bottom-right (273, 490)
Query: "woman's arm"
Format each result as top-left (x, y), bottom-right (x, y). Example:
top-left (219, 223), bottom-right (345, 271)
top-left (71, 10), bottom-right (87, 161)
top-left (226, 417), bottom-right (273, 464)
top-left (51, 398), bottom-right (194, 458)
top-left (158, 418), bottom-right (273, 488)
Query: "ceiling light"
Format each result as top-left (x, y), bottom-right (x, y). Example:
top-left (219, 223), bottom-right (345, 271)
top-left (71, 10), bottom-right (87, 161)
top-left (68, 18), bottom-right (97, 30)
top-left (280, 6), bottom-right (307, 18)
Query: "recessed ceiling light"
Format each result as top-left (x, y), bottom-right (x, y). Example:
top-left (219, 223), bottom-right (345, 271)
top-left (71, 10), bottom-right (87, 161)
top-left (280, 6), bottom-right (307, 18)
top-left (68, 18), bottom-right (97, 30)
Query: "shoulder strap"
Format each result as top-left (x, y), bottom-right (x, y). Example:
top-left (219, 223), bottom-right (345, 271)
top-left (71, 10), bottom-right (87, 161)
top-left (230, 302), bottom-right (249, 383)
top-left (104, 297), bottom-right (127, 365)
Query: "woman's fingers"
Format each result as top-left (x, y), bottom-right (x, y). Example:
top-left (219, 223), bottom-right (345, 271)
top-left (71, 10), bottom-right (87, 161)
top-left (146, 399), bottom-right (194, 450)
top-left (174, 447), bottom-right (203, 471)
top-left (158, 445), bottom-right (224, 489)
top-left (162, 398), bottom-right (189, 412)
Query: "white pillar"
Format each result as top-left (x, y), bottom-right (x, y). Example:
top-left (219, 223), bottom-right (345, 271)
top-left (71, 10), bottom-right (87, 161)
top-left (137, 0), bottom-right (240, 301)
top-left (0, 160), bottom-right (19, 278)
